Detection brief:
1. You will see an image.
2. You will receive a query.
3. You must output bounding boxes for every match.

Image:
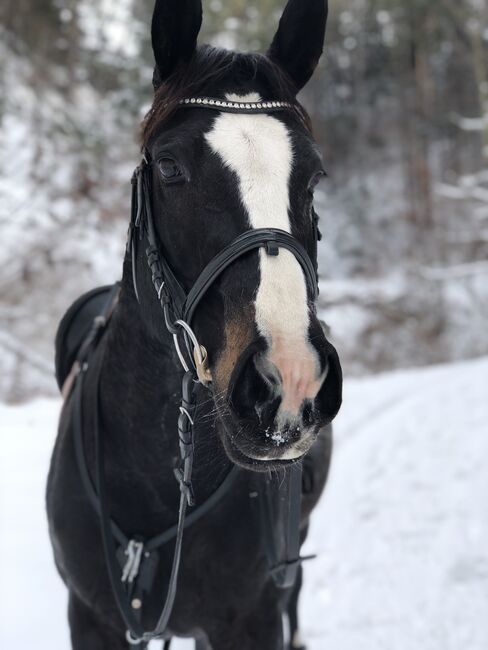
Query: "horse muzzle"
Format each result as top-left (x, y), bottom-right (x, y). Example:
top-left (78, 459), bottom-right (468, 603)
top-left (220, 327), bottom-right (342, 468)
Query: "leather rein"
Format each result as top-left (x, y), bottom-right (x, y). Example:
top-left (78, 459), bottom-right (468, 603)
top-left (72, 97), bottom-right (320, 648)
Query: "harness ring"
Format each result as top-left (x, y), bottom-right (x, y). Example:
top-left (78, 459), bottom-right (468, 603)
top-left (179, 406), bottom-right (195, 426)
top-left (126, 630), bottom-right (144, 646)
top-left (157, 281), bottom-right (165, 301)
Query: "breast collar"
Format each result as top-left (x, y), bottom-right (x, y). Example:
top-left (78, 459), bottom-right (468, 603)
top-left (128, 96), bottom-right (320, 386)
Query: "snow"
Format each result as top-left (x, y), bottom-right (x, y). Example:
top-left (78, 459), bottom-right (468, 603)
top-left (78, 0), bottom-right (140, 58)
top-left (0, 34), bottom-right (130, 400)
top-left (1, 357), bottom-right (487, 649)
top-left (301, 357), bottom-right (488, 650)
top-left (453, 113), bottom-right (488, 132)
top-left (2, 26), bottom-right (488, 401)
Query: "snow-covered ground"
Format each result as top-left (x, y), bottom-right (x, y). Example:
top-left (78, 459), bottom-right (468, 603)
top-left (1, 357), bottom-right (487, 649)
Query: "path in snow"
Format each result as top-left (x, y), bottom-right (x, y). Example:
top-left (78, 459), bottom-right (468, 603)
top-left (1, 358), bottom-right (487, 649)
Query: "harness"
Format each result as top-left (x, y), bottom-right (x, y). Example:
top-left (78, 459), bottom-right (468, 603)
top-left (66, 96), bottom-right (321, 648)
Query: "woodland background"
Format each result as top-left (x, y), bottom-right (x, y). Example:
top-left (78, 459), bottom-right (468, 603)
top-left (1, 0), bottom-right (487, 401)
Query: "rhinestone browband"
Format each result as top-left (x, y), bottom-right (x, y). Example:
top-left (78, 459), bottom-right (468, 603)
top-left (177, 97), bottom-right (306, 119)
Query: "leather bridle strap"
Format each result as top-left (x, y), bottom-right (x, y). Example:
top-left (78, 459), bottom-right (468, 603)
top-left (183, 228), bottom-right (318, 325)
top-left (131, 158), bottom-right (320, 376)
top-left (176, 97), bottom-right (310, 127)
top-left (73, 346), bottom-right (240, 649)
top-left (130, 162), bottom-right (187, 320)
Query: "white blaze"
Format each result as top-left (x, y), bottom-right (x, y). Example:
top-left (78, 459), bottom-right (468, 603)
top-left (205, 94), bottom-right (322, 417)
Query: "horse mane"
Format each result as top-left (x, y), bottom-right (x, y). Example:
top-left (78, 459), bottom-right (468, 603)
top-left (141, 44), bottom-right (311, 145)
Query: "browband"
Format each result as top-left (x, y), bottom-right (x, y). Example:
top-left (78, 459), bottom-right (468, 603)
top-left (177, 96), bottom-right (308, 125)
top-left (179, 96), bottom-right (298, 113)
top-left (179, 97), bottom-right (295, 110)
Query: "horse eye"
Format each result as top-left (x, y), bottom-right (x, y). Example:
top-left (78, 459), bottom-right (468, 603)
top-left (158, 157), bottom-right (184, 182)
top-left (308, 170), bottom-right (326, 196)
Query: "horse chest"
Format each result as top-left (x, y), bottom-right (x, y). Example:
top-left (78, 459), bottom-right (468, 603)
top-left (48, 438), bottom-right (273, 629)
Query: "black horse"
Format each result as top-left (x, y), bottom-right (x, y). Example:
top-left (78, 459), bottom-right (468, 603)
top-left (47, 1), bottom-right (342, 648)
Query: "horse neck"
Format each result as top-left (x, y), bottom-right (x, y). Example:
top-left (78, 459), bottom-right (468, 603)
top-left (96, 266), bottom-right (231, 536)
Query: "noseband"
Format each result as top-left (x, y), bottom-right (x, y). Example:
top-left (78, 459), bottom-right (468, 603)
top-left (79, 97), bottom-right (321, 648)
top-left (128, 96), bottom-right (320, 385)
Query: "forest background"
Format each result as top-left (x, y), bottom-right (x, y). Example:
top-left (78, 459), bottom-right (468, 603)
top-left (1, 0), bottom-right (487, 401)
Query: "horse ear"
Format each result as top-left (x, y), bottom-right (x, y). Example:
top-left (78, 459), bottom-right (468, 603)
top-left (151, 0), bottom-right (203, 87)
top-left (267, 0), bottom-right (328, 92)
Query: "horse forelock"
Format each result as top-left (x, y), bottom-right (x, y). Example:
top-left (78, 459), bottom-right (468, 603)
top-left (141, 45), bottom-right (311, 147)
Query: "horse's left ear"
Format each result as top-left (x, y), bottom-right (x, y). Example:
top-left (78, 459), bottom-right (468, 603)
top-left (267, 0), bottom-right (328, 92)
top-left (151, 0), bottom-right (203, 88)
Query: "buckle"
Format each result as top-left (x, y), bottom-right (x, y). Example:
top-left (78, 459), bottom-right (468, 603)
top-left (172, 320), bottom-right (213, 386)
top-left (193, 345), bottom-right (212, 386)
top-left (121, 540), bottom-right (144, 584)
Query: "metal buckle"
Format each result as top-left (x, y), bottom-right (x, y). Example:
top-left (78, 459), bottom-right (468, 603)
top-left (121, 540), bottom-right (144, 584)
top-left (193, 345), bottom-right (212, 386)
top-left (172, 320), bottom-right (213, 387)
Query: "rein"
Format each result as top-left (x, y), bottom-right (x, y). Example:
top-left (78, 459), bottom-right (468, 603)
top-left (71, 96), bottom-right (320, 648)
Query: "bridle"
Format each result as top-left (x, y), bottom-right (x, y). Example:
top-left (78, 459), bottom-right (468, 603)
top-left (129, 96), bottom-right (319, 386)
top-left (75, 97), bottom-right (321, 648)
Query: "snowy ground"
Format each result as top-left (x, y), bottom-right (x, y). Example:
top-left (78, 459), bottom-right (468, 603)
top-left (1, 357), bottom-right (487, 649)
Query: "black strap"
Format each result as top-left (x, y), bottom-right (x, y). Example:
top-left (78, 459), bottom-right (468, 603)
top-left (130, 161), bottom-right (320, 332)
top-left (176, 97), bottom-right (309, 127)
top-left (71, 286), bottom-right (128, 546)
top-left (73, 371), bottom-right (128, 548)
top-left (183, 228), bottom-right (318, 325)
top-left (92, 370), bottom-right (147, 644)
top-left (71, 320), bottom-right (240, 645)
top-left (76, 358), bottom-right (193, 645)
top-left (132, 165), bottom-right (187, 320)
top-left (146, 464), bottom-right (239, 552)
top-left (260, 464), bottom-right (306, 590)
top-left (73, 359), bottom-right (239, 552)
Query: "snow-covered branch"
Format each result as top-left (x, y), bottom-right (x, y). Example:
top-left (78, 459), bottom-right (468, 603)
top-left (451, 112), bottom-right (488, 132)
top-left (419, 261), bottom-right (488, 281)
top-left (0, 330), bottom-right (53, 377)
top-left (436, 183), bottom-right (488, 203)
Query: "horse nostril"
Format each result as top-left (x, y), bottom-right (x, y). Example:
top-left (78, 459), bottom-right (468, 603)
top-left (230, 351), bottom-right (281, 424)
top-left (313, 344), bottom-right (343, 426)
top-left (254, 352), bottom-right (280, 390)
top-left (302, 400), bottom-right (316, 426)
top-left (288, 424), bottom-right (302, 442)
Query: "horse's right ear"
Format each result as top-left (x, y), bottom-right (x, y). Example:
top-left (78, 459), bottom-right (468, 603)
top-left (151, 0), bottom-right (203, 88)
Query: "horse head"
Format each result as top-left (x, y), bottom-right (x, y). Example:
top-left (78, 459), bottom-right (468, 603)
top-left (134, 0), bottom-right (342, 471)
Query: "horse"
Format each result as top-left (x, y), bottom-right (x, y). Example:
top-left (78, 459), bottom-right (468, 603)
top-left (46, 1), bottom-right (343, 648)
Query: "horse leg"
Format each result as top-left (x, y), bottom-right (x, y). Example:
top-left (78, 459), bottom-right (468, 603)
top-left (195, 637), bottom-right (212, 650)
top-left (207, 601), bottom-right (283, 650)
top-left (287, 566), bottom-right (306, 650)
top-left (68, 591), bottom-right (128, 650)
